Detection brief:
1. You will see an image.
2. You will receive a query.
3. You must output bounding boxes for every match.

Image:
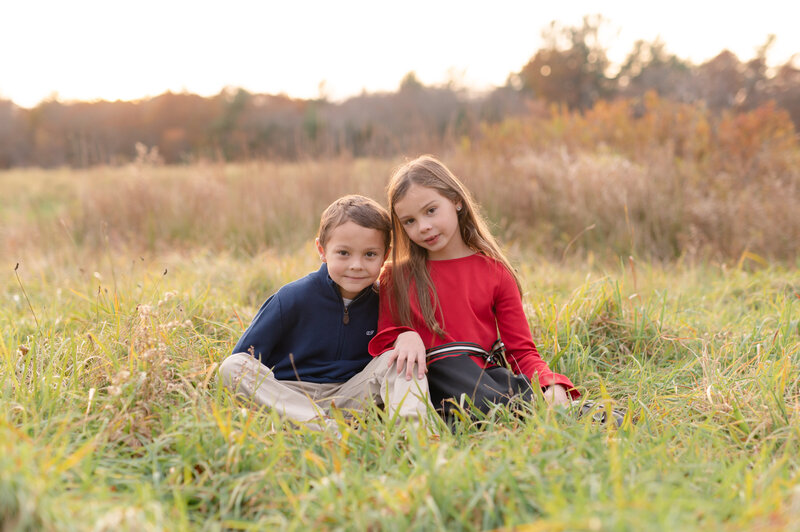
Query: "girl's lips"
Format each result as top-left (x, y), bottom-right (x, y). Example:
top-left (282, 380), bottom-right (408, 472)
top-left (424, 234), bottom-right (439, 245)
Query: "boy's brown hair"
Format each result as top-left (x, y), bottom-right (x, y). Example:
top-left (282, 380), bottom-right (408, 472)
top-left (317, 194), bottom-right (391, 251)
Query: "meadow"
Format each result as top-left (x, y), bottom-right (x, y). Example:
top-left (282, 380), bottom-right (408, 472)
top-left (2, 126), bottom-right (799, 530)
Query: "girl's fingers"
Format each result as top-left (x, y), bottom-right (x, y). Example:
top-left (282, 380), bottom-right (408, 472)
top-left (392, 348), bottom-right (427, 380)
top-left (405, 357), bottom-right (416, 380)
top-left (395, 351), bottom-right (408, 374)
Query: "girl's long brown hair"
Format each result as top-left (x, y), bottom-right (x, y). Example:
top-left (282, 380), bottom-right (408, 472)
top-left (387, 155), bottom-right (522, 339)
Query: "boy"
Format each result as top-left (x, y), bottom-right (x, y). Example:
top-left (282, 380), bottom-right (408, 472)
top-left (219, 195), bottom-right (430, 433)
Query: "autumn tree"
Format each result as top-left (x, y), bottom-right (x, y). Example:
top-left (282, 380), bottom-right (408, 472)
top-left (0, 100), bottom-right (31, 167)
top-left (767, 60), bottom-right (800, 127)
top-left (516, 15), bottom-right (612, 110)
top-left (616, 39), bottom-right (693, 102)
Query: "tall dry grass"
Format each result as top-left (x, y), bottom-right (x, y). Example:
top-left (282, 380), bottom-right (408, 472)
top-left (3, 93), bottom-right (798, 263)
top-left (3, 159), bottom-right (393, 259)
top-left (463, 93), bottom-right (800, 261)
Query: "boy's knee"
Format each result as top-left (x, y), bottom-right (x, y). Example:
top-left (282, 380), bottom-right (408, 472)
top-left (219, 352), bottom-right (254, 385)
top-left (372, 353), bottom-right (393, 373)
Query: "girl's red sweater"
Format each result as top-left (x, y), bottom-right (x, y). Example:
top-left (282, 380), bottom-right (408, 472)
top-left (368, 254), bottom-right (577, 395)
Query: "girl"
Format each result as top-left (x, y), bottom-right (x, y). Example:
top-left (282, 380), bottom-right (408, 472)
top-left (368, 155), bottom-right (577, 416)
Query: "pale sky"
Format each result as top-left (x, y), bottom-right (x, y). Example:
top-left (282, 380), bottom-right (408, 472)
top-left (1, 0), bottom-right (797, 108)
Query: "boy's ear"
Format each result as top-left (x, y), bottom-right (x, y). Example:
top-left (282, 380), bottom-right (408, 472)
top-left (315, 238), bottom-right (327, 262)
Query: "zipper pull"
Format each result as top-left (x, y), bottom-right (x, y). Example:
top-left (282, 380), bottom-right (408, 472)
top-left (343, 305), bottom-right (350, 324)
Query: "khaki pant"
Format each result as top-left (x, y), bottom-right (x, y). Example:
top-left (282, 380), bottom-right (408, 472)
top-left (218, 352), bottom-right (431, 425)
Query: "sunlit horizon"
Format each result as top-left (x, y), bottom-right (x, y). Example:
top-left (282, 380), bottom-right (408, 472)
top-left (1, 0), bottom-right (798, 109)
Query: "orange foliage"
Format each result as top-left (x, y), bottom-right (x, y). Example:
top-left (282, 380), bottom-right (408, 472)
top-left (715, 101), bottom-right (797, 176)
top-left (462, 92), bottom-right (800, 261)
top-left (478, 92), bottom-right (797, 181)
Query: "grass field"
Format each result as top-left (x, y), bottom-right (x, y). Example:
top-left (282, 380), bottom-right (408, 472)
top-left (2, 160), bottom-right (799, 531)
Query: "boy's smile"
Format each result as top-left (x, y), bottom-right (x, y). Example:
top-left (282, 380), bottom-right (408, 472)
top-left (316, 221), bottom-right (388, 299)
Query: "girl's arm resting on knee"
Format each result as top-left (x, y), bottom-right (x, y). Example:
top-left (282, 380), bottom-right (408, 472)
top-left (369, 272), bottom-right (426, 380)
top-left (368, 321), bottom-right (426, 380)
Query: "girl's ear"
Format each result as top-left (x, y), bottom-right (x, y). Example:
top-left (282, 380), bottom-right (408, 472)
top-left (455, 200), bottom-right (463, 212)
top-left (315, 238), bottom-right (327, 262)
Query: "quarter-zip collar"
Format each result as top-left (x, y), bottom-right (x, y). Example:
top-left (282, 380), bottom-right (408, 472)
top-left (320, 263), bottom-right (373, 316)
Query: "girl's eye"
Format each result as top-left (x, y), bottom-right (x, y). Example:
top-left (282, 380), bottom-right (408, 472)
top-left (403, 218), bottom-right (415, 226)
top-left (427, 207), bottom-right (436, 214)
top-left (337, 250), bottom-right (349, 256)
top-left (366, 251), bottom-right (377, 258)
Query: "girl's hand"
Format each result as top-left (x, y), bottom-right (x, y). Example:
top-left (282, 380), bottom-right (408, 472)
top-left (387, 331), bottom-right (427, 381)
top-left (543, 384), bottom-right (570, 407)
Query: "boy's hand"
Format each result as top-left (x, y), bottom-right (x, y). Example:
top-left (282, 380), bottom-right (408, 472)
top-left (543, 384), bottom-right (570, 407)
top-left (387, 331), bottom-right (427, 381)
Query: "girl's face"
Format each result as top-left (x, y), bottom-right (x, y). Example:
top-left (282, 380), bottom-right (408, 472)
top-left (393, 183), bottom-right (471, 261)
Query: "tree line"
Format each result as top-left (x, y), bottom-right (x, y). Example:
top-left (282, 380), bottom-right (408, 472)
top-left (1, 17), bottom-right (798, 168)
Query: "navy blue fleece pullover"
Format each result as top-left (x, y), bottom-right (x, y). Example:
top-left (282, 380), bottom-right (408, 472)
top-left (231, 264), bottom-right (379, 383)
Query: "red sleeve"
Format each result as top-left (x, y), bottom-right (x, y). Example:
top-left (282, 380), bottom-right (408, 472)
top-left (368, 268), bottom-right (414, 356)
top-left (494, 265), bottom-right (579, 398)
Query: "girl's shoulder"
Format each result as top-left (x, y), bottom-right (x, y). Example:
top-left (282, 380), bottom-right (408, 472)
top-left (378, 260), bottom-right (408, 286)
top-left (467, 253), bottom-right (519, 285)
top-left (378, 261), bottom-right (394, 283)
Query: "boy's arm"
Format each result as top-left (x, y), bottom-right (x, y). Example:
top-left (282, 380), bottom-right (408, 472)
top-left (232, 292), bottom-right (284, 361)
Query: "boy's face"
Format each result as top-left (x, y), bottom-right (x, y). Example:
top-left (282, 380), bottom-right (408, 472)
top-left (316, 221), bottom-right (389, 300)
